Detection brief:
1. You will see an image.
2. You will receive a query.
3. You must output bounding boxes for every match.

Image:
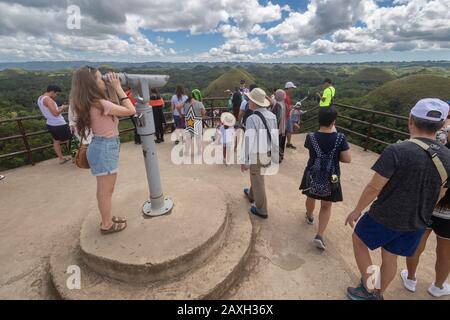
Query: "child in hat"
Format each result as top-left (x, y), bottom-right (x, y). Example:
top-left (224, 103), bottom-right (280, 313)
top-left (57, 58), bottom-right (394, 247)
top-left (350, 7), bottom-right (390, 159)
top-left (215, 112), bottom-right (236, 164)
top-left (290, 102), bottom-right (308, 133)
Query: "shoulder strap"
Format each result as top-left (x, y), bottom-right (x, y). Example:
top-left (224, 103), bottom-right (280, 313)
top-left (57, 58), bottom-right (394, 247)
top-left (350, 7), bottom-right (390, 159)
top-left (309, 133), bottom-right (323, 158)
top-left (331, 133), bottom-right (344, 154)
top-left (254, 111), bottom-right (272, 143)
top-left (410, 139), bottom-right (448, 186)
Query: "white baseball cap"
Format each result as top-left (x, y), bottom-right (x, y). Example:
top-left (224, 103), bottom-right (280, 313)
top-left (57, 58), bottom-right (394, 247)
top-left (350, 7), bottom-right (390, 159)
top-left (411, 98), bottom-right (449, 122)
top-left (285, 82), bottom-right (297, 89)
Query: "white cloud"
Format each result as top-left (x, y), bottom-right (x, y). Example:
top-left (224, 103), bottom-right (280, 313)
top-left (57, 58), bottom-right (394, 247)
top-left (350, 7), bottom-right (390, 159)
top-left (0, 0), bottom-right (449, 62)
top-left (204, 36), bottom-right (266, 61)
top-left (156, 36), bottom-right (175, 44)
top-left (263, 0), bottom-right (450, 59)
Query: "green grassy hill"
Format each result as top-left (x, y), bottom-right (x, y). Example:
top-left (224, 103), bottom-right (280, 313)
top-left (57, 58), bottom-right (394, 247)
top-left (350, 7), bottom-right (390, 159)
top-left (393, 67), bottom-right (450, 78)
top-left (348, 67), bottom-right (395, 84)
top-left (297, 68), bottom-right (324, 86)
top-left (364, 75), bottom-right (450, 115)
top-left (0, 68), bottom-right (28, 78)
top-left (204, 68), bottom-right (256, 97)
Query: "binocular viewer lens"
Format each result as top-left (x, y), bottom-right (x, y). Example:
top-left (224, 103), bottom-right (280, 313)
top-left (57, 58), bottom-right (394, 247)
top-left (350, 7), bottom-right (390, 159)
top-left (102, 73), bottom-right (170, 89)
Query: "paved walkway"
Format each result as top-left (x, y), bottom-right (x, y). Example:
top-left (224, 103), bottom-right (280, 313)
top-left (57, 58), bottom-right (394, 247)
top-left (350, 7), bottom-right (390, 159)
top-left (0, 135), bottom-right (445, 300)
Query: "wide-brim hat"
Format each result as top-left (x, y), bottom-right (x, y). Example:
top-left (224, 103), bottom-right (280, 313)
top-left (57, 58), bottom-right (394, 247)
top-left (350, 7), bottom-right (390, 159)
top-left (221, 112), bottom-right (236, 127)
top-left (244, 88), bottom-right (271, 108)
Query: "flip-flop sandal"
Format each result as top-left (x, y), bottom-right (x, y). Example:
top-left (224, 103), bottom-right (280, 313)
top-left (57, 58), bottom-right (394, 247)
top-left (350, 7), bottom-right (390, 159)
top-left (0, 175), bottom-right (5, 181)
top-left (59, 158), bottom-right (71, 165)
top-left (101, 222), bottom-right (127, 235)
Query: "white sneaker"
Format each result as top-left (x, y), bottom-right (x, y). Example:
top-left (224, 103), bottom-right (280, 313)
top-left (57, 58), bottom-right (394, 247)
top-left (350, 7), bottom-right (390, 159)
top-left (428, 282), bottom-right (450, 298)
top-left (400, 270), bottom-right (417, 293)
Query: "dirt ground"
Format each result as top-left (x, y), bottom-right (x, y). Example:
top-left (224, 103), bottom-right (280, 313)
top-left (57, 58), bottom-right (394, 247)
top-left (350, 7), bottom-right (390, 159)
top-left (0, 134), bottom-right (446, 300)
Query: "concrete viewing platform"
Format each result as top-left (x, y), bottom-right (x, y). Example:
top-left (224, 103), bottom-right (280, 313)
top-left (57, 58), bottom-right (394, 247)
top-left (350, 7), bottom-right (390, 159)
top-left (0, 134), bottom-right (445, 300)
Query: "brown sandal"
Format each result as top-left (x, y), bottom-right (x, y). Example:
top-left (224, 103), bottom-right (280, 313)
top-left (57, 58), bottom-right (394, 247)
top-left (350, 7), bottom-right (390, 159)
top-left (112, 216), bottom-right (127, 223)
top-left (101, 222), bottom-right (127, 235)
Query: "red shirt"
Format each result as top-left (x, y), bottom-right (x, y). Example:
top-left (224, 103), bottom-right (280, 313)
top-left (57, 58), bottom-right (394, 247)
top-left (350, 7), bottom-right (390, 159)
top-left (285, 90), bottom-right (292, 116)
top-left (125, 90), bottom-right (137, 106)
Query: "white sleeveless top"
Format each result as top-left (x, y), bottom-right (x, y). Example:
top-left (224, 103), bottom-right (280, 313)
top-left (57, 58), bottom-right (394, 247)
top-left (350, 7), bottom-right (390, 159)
top-left (433, 207), bottom-right (450, 220)
top-left (37, 95), bottom-right (66, 126)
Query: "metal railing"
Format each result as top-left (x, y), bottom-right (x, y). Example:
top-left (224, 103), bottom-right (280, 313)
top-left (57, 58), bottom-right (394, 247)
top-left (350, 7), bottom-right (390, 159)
top-left (0, 97), bottom-right (230, 167)
top-left (300, 103), bottom-right (409, 151)
top-left (0, 97), bottom-right (410, 168)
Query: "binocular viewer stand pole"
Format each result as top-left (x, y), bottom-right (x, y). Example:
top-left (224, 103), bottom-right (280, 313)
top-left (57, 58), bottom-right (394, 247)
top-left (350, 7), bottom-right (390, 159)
top-left (134, 79), bottom-right (174, 217)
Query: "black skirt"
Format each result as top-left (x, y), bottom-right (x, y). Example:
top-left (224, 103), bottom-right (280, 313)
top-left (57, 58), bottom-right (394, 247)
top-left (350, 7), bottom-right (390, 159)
top-left (299, 167), bottom-right (343, 202)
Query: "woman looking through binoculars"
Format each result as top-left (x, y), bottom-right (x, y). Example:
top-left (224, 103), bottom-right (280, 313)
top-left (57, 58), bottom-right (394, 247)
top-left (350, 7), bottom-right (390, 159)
top-left (70, 67), bottom-right (136, 235)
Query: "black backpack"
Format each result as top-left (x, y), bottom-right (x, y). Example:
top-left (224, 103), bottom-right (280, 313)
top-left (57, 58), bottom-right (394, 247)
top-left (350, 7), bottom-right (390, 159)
top-left (306, 133), bottom-right (344, 197)
top-left (242, 101), bottom-right (253, 128)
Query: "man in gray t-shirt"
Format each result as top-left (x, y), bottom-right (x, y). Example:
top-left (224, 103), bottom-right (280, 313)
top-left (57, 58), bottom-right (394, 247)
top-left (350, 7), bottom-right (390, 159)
top-left (345, 99), bottom-right (450, 301)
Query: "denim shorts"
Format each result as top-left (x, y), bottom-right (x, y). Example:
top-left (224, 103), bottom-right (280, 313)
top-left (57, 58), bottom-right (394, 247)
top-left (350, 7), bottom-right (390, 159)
top-left (287, 119), bottom-right (294, 133)
top-left (355, 214), bottom-right (426, 257)
top-left (87, 136), bottom-right (120, 177)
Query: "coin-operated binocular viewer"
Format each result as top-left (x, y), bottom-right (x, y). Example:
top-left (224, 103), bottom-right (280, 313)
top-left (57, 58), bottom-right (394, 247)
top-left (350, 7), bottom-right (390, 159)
top-left (104, 73), bottom-right (174, 217)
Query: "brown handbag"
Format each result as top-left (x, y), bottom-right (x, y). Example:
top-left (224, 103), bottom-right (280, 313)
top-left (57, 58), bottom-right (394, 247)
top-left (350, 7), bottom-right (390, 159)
top-left (75, 139), bottom-right (90, 169)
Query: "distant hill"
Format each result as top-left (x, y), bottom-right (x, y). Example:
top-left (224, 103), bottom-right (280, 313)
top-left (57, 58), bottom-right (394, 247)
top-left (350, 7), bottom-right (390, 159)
top-left (396, 67), bottom-right (450, 78)
top-left (349, 68), bottom-right (395, 84)
top-left (297, 69), bottom-right (324, 85)
top-left (0, 68), bottom-right (28, 77)
top-left (204, 68), bottom-right (256, 97)
top-left (269, 67), bottom-right (324, 88)
top-left (364, 75), bottom-right (450, 115)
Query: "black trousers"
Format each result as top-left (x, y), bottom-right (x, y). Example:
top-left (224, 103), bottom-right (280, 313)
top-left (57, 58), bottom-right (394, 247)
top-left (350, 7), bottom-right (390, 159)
top-left (153, 107), bottom-right (166, 141)
top-left (279, 135), bottom-right (287, 161)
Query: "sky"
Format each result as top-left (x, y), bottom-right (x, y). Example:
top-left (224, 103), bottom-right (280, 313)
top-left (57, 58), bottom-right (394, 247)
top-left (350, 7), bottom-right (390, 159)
top-left (0, 0), bottom-right (449, 63)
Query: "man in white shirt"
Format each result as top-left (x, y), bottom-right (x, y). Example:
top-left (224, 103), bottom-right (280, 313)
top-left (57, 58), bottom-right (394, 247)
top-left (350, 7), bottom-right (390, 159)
top-left (37, 85), bottom-right (71, 164)
top-left (241, 88), bottom-right (279, 219)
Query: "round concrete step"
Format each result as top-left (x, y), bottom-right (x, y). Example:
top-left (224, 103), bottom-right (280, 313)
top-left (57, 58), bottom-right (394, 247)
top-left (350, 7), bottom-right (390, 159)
top-left (49, 198), bottom-right (254, 300)
top-left (79, 178), bottom-right (229, 284)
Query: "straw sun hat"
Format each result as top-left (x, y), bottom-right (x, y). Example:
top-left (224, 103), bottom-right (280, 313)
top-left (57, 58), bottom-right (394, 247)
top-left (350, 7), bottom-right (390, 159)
top-left (244, 88), bottom-right (270, 108)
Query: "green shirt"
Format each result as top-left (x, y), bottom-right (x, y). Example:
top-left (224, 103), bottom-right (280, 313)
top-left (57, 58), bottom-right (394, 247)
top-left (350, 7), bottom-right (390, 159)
top-left (320, 86), bottom-right (335, 107)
